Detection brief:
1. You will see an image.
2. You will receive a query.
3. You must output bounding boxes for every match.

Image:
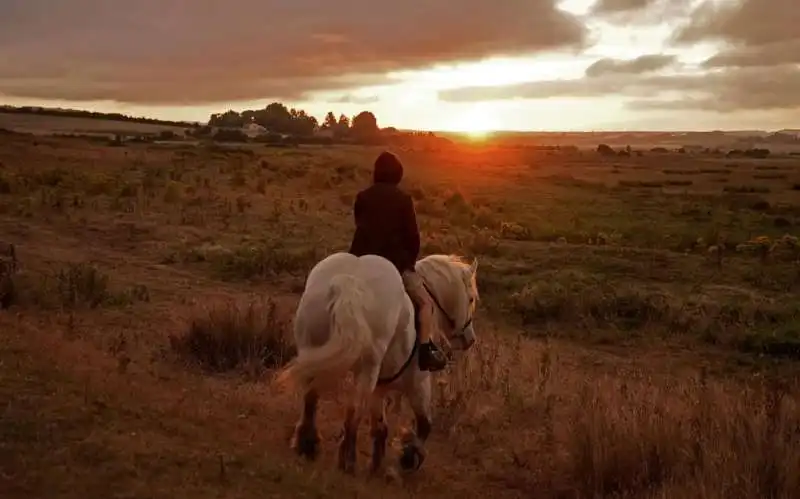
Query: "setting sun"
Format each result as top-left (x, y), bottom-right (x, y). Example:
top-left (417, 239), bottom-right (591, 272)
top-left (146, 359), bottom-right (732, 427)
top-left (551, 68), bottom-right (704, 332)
top-left (446, 102), bottom-right (500, 135)
top-left (463, 129), bottom-right (491, 141)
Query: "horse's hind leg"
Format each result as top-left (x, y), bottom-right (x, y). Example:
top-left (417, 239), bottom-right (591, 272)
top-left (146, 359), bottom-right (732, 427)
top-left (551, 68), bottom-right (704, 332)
top-left (338, 366), bottom-right (379, 474)
top-left (368, 392), bottom-right (389, 475)
top-left (291, 389), bottom-right (320, 460)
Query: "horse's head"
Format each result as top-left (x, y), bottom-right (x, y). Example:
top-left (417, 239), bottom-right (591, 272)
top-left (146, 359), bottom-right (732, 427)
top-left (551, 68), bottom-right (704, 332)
top-left (417, 255), bottom-right (480, 352)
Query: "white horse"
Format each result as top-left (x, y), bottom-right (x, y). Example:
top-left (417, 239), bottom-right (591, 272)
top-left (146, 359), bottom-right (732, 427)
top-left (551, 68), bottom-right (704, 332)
top-left (277, 251), bottom-right (480, 474)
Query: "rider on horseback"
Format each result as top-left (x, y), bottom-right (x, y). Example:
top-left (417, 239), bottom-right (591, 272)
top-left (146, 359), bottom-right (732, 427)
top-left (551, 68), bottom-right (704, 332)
top-left (348, 151), bottom-right (448, 372)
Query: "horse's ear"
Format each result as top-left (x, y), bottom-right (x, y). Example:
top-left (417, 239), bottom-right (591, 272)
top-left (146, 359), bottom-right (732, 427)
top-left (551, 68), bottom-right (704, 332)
top-left (470, 258), bottom-right (478, 275)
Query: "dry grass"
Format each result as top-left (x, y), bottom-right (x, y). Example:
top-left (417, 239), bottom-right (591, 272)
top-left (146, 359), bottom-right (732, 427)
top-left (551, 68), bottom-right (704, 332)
top-left (169, 298), bottom-right (296, 375)
top-left (2, 131), bottom-right (800, 498)
top-left (435, 336), bottom-right (800, 498)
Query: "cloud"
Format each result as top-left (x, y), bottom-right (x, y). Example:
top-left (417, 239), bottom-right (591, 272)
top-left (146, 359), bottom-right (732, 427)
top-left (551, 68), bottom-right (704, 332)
top-left (626, 66), bottom-right (800, 112)
top-left (672, 0), bottom-right (799, 67)
top-left (591, 0), bottom-right (655, 14)
top-left (439, 55), bottom-right (681, 100)
top-left (327, 94), bottom-right (380, 105)
top-left (673, 0), bottom-right (796, 46)
top-left (0, 0), bottom-right (588, 105)
top-left (703, 40), bottom-right (800, 68)
top-left (589, 0), bottom-right (693, 24)
top-left (438, 64), bottom-right (800, 112)
top-left (584, 54), bottom-right (677, 77)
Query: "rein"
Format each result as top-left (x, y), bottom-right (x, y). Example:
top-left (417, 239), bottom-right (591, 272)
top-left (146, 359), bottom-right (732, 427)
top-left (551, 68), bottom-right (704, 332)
top-left (423, 282), bottom-right (473, 335)
top-left (376, 335), bottom-right (418, 385)
top-left (376, 279), bottom-right (471, 386)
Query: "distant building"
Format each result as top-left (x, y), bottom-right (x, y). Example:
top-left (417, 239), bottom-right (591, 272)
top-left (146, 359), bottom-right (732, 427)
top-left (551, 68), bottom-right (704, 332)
top-left (241, 123), bottom-right (267, 138)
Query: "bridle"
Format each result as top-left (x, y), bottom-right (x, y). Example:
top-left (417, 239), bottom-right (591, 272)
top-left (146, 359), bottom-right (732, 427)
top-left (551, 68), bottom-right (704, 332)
top-left (422, 281), bottom-right (474, 345)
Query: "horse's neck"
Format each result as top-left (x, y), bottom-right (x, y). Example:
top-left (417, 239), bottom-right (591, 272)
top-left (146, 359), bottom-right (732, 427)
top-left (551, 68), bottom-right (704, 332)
top-left (418, 260), bottom-right (458, 307)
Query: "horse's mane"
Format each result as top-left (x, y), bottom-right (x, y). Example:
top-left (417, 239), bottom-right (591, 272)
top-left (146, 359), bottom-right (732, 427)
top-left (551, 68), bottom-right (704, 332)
top-left (422, 253), bottom-right (470, 268)
top-left (417, 254), bottom-right (478, 299)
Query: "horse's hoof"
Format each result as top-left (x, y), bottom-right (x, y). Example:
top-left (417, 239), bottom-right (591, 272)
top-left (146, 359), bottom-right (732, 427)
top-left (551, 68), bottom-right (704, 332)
top-left (337, 447), bottom-right (356, 475)
top-left (384, 465), bottom-right (403, 484)
top-left (291, 426), bottom-right (320, 461)
top-left (337, 459), bottom-right (356, 475)
top-left (399, 442), bottom-right (425, 471)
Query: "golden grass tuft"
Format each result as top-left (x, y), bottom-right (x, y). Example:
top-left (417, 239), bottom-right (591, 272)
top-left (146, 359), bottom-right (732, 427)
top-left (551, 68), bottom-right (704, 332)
top-left (437, 335), bottom-right (800, 498)
top-left (170, 297), bottom-right (296, 374)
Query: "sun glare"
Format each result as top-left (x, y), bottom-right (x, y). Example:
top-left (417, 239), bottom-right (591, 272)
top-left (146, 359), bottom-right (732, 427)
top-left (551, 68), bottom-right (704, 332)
top-left (446, 102), bottom-right (500, 137)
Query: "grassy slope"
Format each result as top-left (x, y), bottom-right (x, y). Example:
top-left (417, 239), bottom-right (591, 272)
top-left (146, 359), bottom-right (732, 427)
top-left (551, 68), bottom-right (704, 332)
top-left (1, 134), bottom-right (800, 498)
top-left (0, 112), bottom-right (188, 136)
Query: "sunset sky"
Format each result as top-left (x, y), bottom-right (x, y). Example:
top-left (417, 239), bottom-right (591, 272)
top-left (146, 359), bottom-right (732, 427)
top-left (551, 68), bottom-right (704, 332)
top-left (1, 0), bottom-right (797, 132)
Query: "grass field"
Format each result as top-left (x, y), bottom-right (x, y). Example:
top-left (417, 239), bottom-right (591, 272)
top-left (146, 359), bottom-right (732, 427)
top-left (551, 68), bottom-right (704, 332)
top-left (0, 112), bottom-right (189, 137)
top-left (2, 131), bottom-right (800, 498)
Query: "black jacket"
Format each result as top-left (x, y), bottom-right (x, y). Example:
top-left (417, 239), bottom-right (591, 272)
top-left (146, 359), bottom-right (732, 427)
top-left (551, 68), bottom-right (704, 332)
top-left (348, 182), bottom-right (421, 273)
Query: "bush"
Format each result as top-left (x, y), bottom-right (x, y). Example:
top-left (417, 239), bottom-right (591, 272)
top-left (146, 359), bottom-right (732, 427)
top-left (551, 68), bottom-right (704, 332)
top-left (2, 258), bottom-right (149, 310)
top-left (507, 270), bottom-right (800, 351)
top-left (597, 144), bottom-right (615, 156)
top-left (170, 298), bottom-right (296, 374)
top-left (212, 129), bottom-right (249, 142)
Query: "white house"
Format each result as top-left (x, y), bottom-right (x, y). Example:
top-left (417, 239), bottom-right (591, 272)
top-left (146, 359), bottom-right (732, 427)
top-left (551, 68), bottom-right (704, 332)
top-left (242, 123), bottom-right (268, 138)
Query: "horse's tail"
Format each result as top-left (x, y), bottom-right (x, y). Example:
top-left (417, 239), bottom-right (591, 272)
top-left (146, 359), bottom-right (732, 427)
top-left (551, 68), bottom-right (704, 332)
top-left (277, 274), bottom-right (372, 391)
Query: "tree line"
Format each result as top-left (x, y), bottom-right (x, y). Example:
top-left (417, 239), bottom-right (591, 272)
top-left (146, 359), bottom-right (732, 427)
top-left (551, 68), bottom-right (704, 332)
top-left (207, 102), bottom-right (384, 141)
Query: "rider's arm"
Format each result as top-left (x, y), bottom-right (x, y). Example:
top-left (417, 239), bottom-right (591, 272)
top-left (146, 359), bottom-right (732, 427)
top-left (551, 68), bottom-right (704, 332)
top-left (353, 191), bottom-right (364, 227)
top-left (401, 194), bottom-right (421, 265)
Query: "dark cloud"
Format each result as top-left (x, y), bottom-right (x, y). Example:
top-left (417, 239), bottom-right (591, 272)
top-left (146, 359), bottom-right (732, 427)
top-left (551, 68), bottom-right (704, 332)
top-left (673, 0), bottom-right (799, 67)
top-left (626, 66), bottom-right (800, 112)
top-left (438, 65), bottom-right (800, 112)
top-left (673, 0), bottom-right (797, 47)
top-left (703, 40), bottom-right (800, 68)
top-left (0, 0), bottom-right (588, 104)
top-left (585, 54), bottom-right (677, 77)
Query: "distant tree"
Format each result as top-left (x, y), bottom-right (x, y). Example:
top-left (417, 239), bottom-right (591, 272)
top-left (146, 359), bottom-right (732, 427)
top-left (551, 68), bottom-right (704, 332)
top-left (351, 111), bottom-right (380, 142)
top-left (322, 112), bottom-right (337, 130)
top-left (334, 114), bottom-right (351, 139)
top-left (259, 102), bottom-right (293, 133)
top-left (203, 101), bottom-right (387, 144)
top-left (286, 108), bottom-right (318, 136)
top-left (209, 110), bottom-right (244, 128)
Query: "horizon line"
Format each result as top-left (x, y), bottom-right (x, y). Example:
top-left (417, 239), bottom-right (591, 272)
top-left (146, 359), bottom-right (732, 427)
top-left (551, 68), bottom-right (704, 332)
top-left (1, 103), bottom-right (797, 136)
